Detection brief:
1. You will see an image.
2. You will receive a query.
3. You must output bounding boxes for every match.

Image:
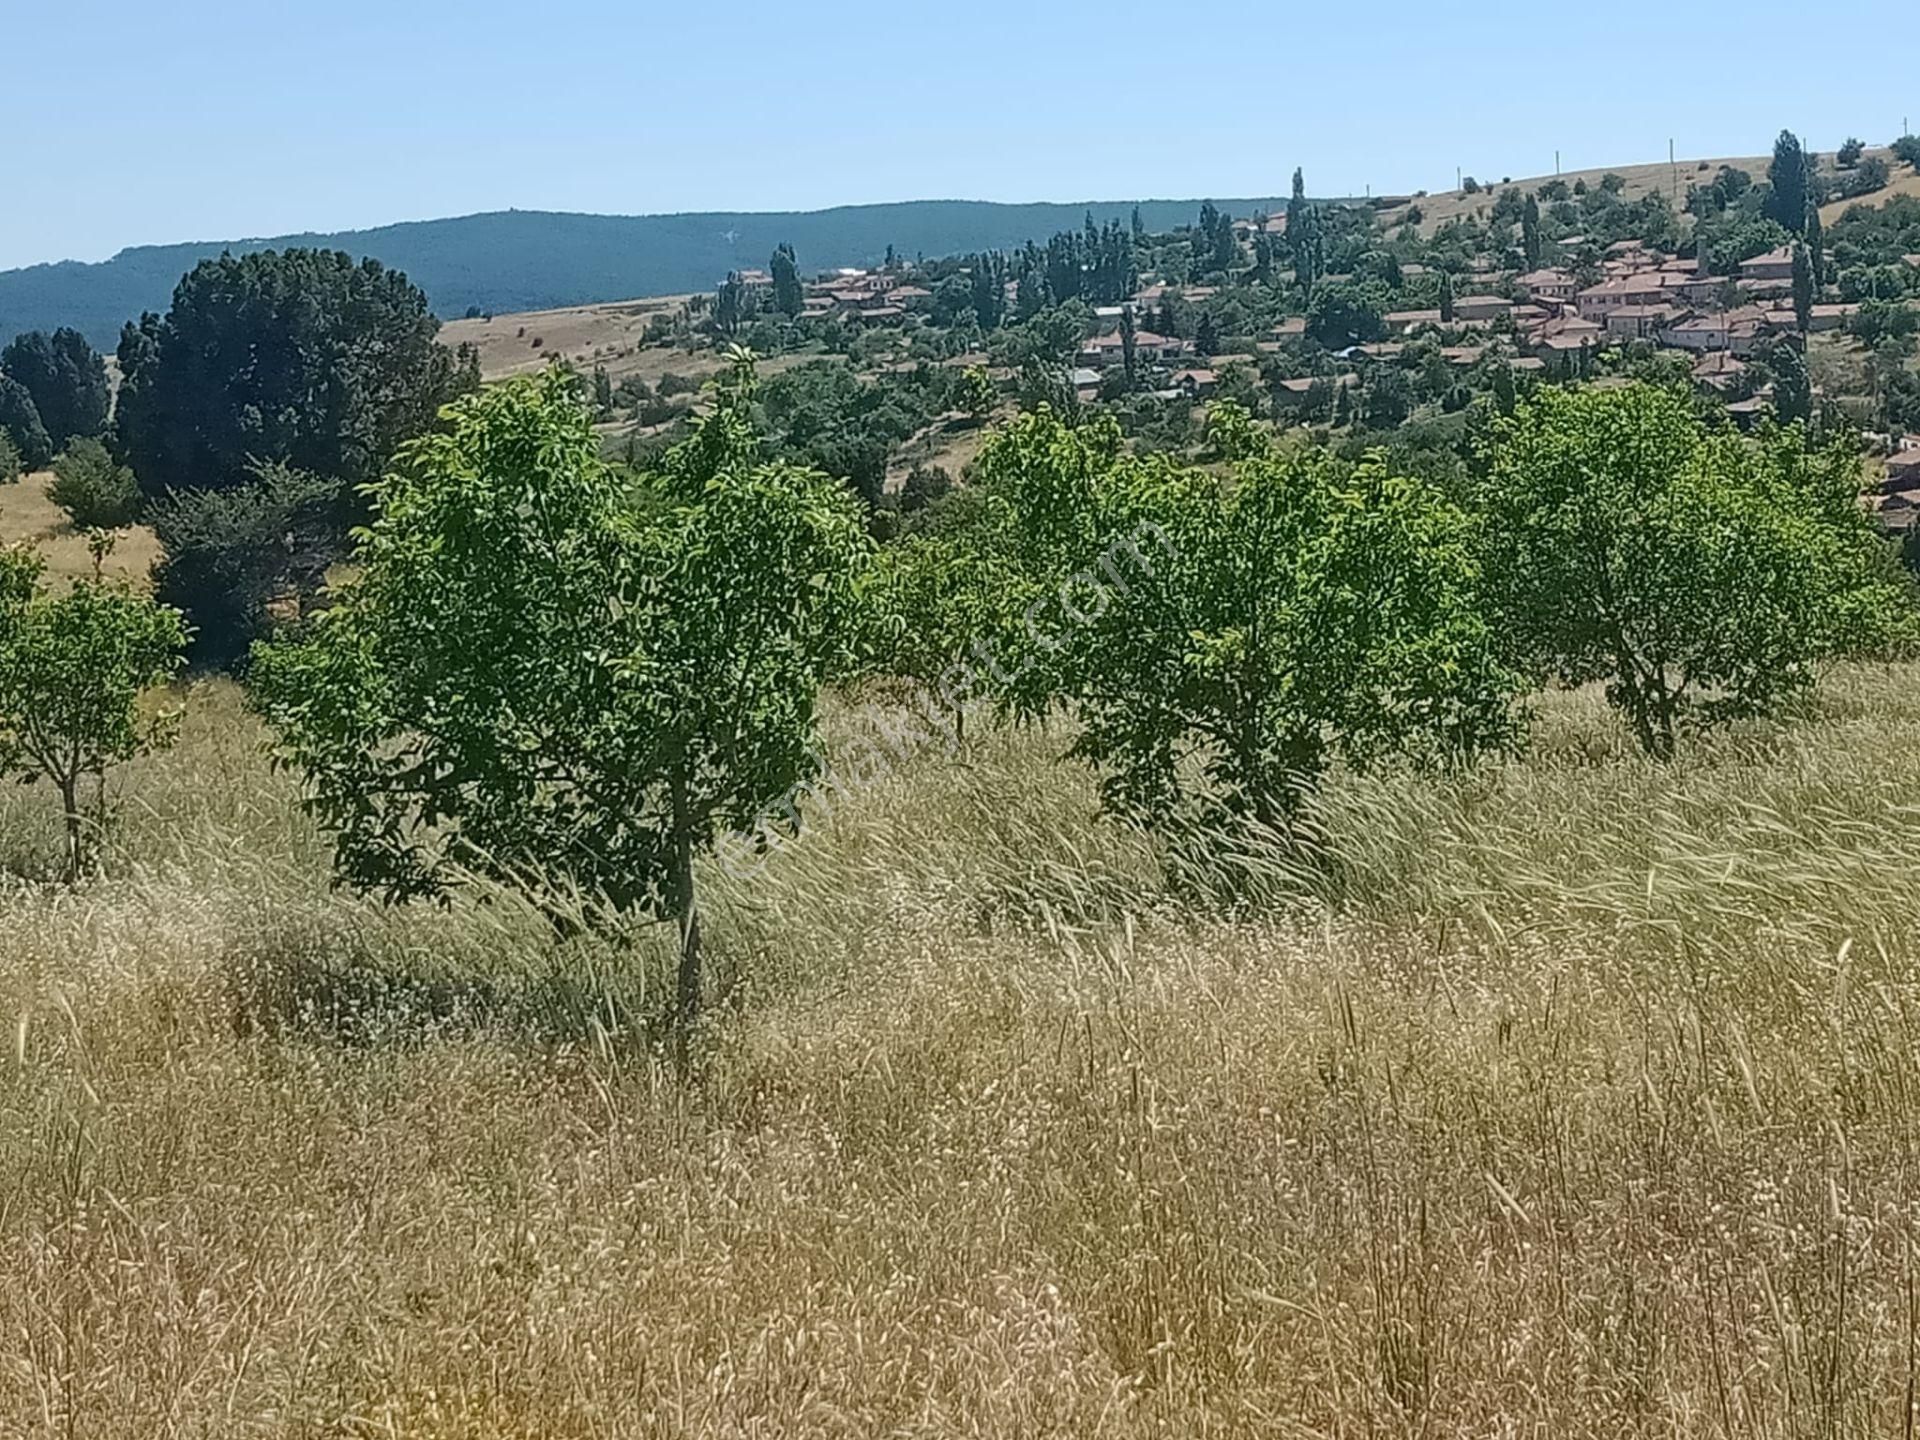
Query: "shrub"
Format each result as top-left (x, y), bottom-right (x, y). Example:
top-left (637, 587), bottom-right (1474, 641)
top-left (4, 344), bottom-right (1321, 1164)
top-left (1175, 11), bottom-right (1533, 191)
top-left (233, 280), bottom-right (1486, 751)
top-left (48, 438), bottom-right (142, 530)
top-left (149, 463), bottom-right (340, 668)
top-left (0, 430), bottom-right (19, 485)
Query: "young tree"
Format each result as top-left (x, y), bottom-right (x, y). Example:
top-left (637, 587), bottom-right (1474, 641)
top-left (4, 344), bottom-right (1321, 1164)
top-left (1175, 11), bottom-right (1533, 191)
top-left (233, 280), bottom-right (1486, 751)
top-left (0, 329), bottom-right (109, 449)
top-left (115, 249), bottom-right (467, 500)
top-left (48, 438), bottom-right (141, 530)
top-left (714, 272), bottom-right (746, 335)
top-left (0, 546), bottom-right (187, 878)
top-left (1805, 202), bottom-right (1826, 287)
top-left (1766, 129), bottom-right (1810, 233)
top-left (1439, 271), bottom-right (1456, 325)
top-left (959, 364), bottom-right (998, 424)
top-left (1120, 304), bottom-right (1139, 390)
top-left (770, 242), bottom-right (803, 319)
top-left (251, 360), bottom-right (869, 1060)
top-left (1477, 383), bottom-right (1907, 757)
top-left (1838, 137), bottom-right (1865, 169)
top-left (975, 409), bottom-right (1518, 847)
top-left (0, 430), bottom-right (21, 485)
top-left (0, 375), bottom-right (51, 471)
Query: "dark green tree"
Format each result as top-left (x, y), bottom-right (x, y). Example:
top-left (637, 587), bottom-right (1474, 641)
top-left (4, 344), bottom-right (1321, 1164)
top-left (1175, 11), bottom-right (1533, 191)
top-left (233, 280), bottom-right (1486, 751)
top-left (770, 242), bottom-right (803, 319)
top-left (0, 376), bottom-right (52, 471)
top-left (1765, 129), bottom-right (1810, 233)
top-left (0, 329), bottom-right (109, 449)
top-left (1805, 202), bottom-right (1826, 287)
top-left (1521, 195), bottom-right (1543, 270)
top-left (115, 249), bottom-right (464, 500)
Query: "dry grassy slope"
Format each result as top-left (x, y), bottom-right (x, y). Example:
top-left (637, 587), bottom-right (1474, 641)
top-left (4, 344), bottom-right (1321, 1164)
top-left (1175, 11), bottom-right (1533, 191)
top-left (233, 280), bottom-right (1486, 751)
top-left (1380, 155), bottom-right (1767, 234)
top-left (0, 470), bottom-right (159, 588)
top-left (1819, 154), bottom-right (1920, 222)
top-left (439, 295), bottom-right (704, 383)
top-left (7, 667), bottom-right (1920, 1433)
top-left (1382, 148), bottom-right (1912, 235)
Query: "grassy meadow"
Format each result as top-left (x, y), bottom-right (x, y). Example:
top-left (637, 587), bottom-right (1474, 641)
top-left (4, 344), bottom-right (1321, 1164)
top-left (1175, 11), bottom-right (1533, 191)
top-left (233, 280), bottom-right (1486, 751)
top-left (6, 666), bottom-right (1920, 1435)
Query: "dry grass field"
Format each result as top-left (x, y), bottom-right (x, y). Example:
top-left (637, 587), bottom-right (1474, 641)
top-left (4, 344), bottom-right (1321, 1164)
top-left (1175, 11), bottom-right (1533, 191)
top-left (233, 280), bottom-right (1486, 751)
top-left (0, 470), bottom-right (160, 587)
top-left (1383, 148), bottom-right (1913, 236)
top-left (8, 659), bottom-right (1920, 1435)
top-left (440, 297), bottom-right (709, 384)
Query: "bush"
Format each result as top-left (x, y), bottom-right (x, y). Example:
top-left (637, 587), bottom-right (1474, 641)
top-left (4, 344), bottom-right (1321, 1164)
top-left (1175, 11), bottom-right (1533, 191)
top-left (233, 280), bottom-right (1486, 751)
top-left (149, 463), bottom-right (341, 668)
top-left (48, 438), bottom-right (142, 530)
top-left (0, 430), bottom-right (19, 485)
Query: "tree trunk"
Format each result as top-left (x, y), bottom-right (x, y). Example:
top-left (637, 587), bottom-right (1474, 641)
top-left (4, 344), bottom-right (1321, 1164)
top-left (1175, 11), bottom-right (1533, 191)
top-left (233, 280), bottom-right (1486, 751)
top-left (57, 771), bottom-right (84, 883)
top-left (670, 770), bottom-right (703, 1073)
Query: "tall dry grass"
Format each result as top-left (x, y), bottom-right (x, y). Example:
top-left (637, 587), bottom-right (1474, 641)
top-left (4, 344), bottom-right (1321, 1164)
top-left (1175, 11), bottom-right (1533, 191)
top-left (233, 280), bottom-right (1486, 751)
top-left (5, 670), bottom-right (1920, 1435)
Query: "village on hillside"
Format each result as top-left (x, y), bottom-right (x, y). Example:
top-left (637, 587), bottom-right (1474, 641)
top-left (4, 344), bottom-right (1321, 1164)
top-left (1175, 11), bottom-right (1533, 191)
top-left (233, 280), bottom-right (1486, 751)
top-left (436, 132), bottom-right (1920, 545)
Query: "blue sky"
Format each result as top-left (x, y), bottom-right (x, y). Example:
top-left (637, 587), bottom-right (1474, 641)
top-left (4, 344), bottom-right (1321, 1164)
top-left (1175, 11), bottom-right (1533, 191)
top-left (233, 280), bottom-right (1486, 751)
top-left (3, 0), bottom-right (1908, 271)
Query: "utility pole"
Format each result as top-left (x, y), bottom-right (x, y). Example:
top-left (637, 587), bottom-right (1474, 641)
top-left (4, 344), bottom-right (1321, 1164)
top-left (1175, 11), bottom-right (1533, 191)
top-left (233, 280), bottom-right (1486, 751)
top-left (1670, 138), bottom-right (1677, 202)
top-left (1555, 150), bottom-right (1561, 177)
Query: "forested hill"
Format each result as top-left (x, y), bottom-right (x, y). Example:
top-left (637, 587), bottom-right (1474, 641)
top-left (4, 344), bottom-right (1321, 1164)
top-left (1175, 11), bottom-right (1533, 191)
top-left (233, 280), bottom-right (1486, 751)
top-left (0, 198), bottom-right (1295, 349)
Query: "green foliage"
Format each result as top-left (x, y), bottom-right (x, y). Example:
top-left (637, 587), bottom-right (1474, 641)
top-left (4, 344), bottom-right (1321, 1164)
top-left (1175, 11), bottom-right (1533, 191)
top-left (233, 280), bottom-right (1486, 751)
top-left (0, 546), bottom-right (186, 877)
top-left (770, 243), bottom-right (803, 319)
top-left (1306, 280), bottom-right (1387, 347)
top-left (958, 364), bottom-right (997, 423)
top-left (250, 362), bottom-right (870, 1050)
top-left (1838, 137), bottom-right (1865, 169)
top-left (0, 328), bottom-right (109, 448)
top-left (114, 249), bottom-right (465, 501)
top-left (1766, 129), bottom-right (1810, 233)
top-left (48, 438), bottom-right (141, 530)
top-left (973, 410), bottom-right (1519, 848)
top-left (0, 375), bottom-right (52, 471)
top-left (1477, 384), bottom-right (1909, 757)
top-left (0, 429), bottom-right (20, 485)
top-left (149, 463), bottom-right (340, 668)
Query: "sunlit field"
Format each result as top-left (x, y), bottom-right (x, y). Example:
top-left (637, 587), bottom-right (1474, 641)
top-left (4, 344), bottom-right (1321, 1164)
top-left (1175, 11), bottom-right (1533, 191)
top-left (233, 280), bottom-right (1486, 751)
top-left (7, 667), bottom-right (1920, 1436)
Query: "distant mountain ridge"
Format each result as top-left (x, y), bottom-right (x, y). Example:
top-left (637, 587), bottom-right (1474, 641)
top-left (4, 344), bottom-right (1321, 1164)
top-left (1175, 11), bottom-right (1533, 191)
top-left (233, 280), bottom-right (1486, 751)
top-left (0, 198), bottom-right (1297, 350)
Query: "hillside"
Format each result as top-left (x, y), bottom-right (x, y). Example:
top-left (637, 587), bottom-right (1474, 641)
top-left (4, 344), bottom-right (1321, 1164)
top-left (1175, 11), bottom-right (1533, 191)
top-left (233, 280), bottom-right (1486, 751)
top-left (1381, 153), bottom-right (1772, 234)
top-left (1381, 147), bottom-right (1910, 234)
top-left (0, 197), bottom-right (1292, 351)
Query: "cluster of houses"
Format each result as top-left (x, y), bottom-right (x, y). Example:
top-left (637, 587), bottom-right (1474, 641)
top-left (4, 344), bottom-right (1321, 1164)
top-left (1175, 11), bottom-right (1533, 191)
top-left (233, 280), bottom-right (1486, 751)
top-left (1867, 439), bottom-right (1920, 531)
top-left (728, 266), bottom-right (938, 325)
top-left (1462, 240), bottom-right (1854, 406)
